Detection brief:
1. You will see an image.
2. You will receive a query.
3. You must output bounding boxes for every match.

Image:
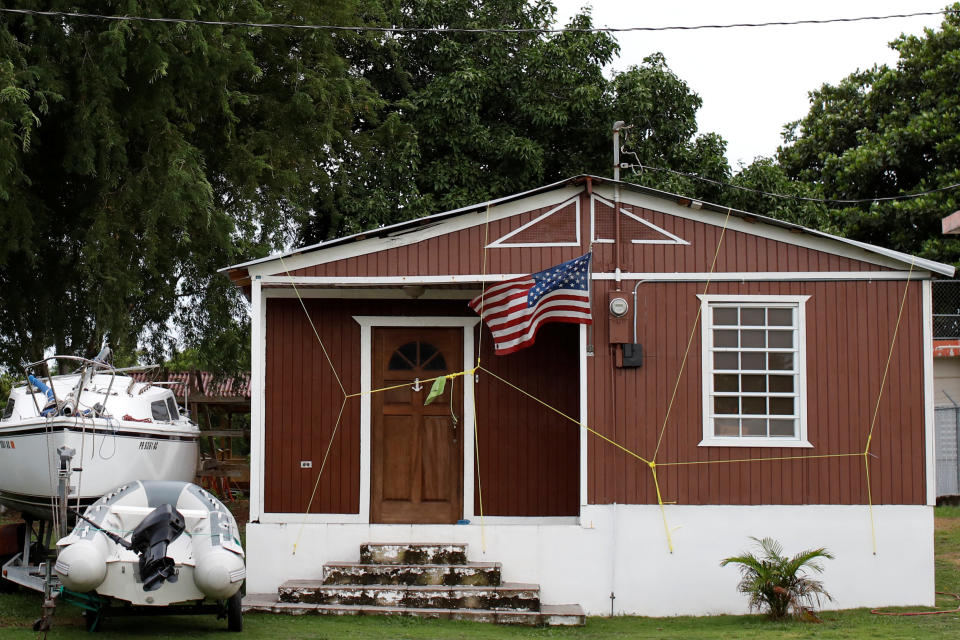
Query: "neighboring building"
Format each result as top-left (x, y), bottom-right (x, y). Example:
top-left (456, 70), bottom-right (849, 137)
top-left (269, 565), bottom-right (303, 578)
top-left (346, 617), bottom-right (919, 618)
top-left (222, 175), bottom-right (952, 616)
top-left (933, 281), bottom-right (960, 498)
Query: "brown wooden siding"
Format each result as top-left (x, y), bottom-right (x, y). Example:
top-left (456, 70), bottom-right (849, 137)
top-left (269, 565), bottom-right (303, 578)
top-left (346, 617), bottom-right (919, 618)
top-left (285, 193), bottom-right (889, 278)
top-left (265, 298), bottom-right (362, 514)
top-left (264, 188), bottom-right (925, 511)
top-left (264, 298), bottom-right (579, 516)
top-left (587, 279), bottom-right (926, 506)
top-left (474, 323), bottom-right (580, 516)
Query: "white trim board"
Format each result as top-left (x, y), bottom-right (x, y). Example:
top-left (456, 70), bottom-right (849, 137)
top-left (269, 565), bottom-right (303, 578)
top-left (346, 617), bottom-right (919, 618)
top-left (256, 271), bottom-right (930, 289)
top-left (593, 271), bottom-right (930, 281)
top-left (262, 288), bottom-right (476, 300)
top-left (250, 277), bottom-right (265, 521)
top-left (923, 280), bottom-right (935, 505)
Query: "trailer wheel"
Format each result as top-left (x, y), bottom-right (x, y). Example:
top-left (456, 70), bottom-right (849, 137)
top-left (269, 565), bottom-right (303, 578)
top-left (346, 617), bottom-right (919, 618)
top-left (227, 591), bottom-right (242, 632)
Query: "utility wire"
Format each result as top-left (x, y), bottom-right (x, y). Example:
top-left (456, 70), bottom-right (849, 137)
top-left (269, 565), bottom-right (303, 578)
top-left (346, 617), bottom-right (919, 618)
top-left (627, 162), bottom-right (960, 205)
top-left (0, 8), bottom-right (955, 34)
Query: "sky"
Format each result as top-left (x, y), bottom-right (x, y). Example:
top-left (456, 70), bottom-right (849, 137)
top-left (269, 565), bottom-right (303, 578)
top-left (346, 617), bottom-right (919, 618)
top-left (550, 0), bottom-right (948, 168)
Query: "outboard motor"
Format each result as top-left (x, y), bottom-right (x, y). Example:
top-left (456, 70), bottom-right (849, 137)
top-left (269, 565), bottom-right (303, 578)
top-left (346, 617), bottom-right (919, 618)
top-left (130, 504), bottom-right (186, 592)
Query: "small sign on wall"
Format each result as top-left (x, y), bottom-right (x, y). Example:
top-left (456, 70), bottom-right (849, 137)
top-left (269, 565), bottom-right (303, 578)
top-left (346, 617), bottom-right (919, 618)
top-left (300, 461), bottom-right (312, 469)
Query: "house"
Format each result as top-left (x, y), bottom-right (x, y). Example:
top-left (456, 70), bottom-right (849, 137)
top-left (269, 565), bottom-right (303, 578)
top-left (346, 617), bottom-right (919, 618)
top-left (222, 175), bottom-right (952, 616)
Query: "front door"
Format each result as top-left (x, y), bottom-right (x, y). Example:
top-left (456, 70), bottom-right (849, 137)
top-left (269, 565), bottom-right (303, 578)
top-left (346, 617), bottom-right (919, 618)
top-left (371, 327), bottom-right (463, 524)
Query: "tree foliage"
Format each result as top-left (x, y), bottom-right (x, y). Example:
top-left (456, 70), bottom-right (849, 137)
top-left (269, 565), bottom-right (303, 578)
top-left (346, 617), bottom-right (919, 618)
top-left (299, 0), bottom-right (731, 243)
top-left (0, 0), bottom-right (384, 370)
top-left (776, 4), bottom-right (960, 266)
top-left (0, 0), bottom-right (733, 372)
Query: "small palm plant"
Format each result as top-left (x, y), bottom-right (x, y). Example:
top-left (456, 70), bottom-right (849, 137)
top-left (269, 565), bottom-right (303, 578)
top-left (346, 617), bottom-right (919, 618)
top-left (720, 537), bottom-right (834, 620)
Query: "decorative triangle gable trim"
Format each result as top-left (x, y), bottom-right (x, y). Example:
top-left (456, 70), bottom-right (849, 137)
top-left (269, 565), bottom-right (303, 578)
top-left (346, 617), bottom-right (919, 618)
top-left (487, 197), bottom-right (581, 248)
top-left (590, 194), bottom-right (690, 246)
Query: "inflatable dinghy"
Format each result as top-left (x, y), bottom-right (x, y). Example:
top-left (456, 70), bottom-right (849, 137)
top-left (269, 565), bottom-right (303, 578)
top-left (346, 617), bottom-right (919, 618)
top-left (54, 480), bottom-right (245, 629)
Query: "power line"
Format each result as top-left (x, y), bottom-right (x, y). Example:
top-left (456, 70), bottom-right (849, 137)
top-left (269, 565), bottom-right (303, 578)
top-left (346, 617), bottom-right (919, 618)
top-left (628, 163), bottom-right (960, 205)
top-left (0, 7), bottom-right (955, 35)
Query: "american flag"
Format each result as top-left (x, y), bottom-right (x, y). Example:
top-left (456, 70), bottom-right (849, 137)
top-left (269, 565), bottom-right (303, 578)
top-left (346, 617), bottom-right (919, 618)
top-left (469, 252), bottom-right (592, 355)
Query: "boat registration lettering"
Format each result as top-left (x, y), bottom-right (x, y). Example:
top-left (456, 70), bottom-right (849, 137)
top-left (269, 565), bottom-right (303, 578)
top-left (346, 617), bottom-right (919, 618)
top-left (0, 440), bottom-right (13, 449)
top-left (138, 441), bottom-right (159, 451)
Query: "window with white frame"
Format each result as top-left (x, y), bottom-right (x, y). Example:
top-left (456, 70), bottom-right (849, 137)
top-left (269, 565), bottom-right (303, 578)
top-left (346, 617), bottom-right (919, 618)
top-left (699, 295), bottom-right (810, 447)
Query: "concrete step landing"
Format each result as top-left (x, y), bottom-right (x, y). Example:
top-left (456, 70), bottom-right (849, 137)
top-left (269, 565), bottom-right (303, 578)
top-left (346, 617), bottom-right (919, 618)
top-left (323, 561), bottom-right (502, 587)
top-left (360, 542), bottom-right (467, 566)
top-left (243, 593), bottom-right (585, 626)
top-left (280, 580), bottom-right (540, 611)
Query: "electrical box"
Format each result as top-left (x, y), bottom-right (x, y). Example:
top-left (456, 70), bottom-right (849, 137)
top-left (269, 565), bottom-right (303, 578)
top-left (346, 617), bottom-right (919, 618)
top-left (620, 343), bottom-right (643, 368)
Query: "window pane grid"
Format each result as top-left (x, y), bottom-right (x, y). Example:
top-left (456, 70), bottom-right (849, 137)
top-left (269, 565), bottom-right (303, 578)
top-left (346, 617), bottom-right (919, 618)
top-left (707, 301), bottom-right (800, 440)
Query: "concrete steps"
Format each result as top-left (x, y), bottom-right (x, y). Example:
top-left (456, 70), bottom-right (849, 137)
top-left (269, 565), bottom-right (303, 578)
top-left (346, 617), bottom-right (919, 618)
top-left (280, 580), bottom-right (540, 610)
top-left (244, 542), bottom-right (584, 626)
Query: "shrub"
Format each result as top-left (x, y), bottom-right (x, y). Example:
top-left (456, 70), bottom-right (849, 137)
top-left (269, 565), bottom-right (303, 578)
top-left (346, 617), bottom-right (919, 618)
top-left (721, 536), bottom-right (834, 620)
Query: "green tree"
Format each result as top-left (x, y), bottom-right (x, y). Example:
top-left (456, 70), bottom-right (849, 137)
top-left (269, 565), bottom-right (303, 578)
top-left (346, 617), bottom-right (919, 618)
top-left (777, 4), bottom-right (960, 266)
top-left (0, 1), bottom-right (383, 371)
top-left (300, 1), bottom-right (732, 242)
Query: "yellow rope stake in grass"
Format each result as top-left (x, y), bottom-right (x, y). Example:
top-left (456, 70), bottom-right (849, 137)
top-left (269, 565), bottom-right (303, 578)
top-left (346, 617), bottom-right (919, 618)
top-left (293, 396), bottom-right (348, 555)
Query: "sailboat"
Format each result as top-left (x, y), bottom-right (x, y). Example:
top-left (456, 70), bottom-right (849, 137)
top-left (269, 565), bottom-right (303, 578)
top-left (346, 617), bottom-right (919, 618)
top-left (0, 348), bottom-right (200, 520)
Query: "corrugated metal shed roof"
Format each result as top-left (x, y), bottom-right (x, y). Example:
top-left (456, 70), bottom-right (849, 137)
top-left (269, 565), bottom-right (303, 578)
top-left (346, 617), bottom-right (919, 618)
top-left (130, 370), bottom-right (250, 401)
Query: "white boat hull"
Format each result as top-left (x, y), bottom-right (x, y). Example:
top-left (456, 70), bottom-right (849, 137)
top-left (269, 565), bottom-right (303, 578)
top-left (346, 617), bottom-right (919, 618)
top-left (0, 418), bottom-right (198, 520)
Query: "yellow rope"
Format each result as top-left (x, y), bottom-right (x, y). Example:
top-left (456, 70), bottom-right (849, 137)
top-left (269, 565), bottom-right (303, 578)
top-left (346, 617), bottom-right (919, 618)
top-left (345, 370), bottom-right (474, 399)
top-left (864, 452), bottom-right (877, 555)
top-left (864, 259), bottom-right (916, 453)
top-left (471, 368), bottom-right (486, 552)
top-left (293, 396), bottom-right (348, 555)
top-left (476, 204), bottom-right (492, 368)
top-left (649, 463), bottom-right (674, 553)
top-left (657, 451), bottom-right (862, 467)
top-left (480, 366), bottom-right (651, 465)
top-left (652, 207), bottom-right (733, 462)
top-left (269, 198), bottom-right (916, 559)
top-left (278, 255), bottom-right (347, 398)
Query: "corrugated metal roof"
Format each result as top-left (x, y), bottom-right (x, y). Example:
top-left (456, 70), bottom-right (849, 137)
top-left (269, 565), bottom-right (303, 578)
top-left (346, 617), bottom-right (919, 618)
top-left (130, 370), bottom-right (251, 400)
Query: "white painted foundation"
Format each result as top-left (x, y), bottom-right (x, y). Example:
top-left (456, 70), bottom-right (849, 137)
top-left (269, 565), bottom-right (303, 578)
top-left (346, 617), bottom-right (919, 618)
top-left (245, 504), bottom-right (933, 616)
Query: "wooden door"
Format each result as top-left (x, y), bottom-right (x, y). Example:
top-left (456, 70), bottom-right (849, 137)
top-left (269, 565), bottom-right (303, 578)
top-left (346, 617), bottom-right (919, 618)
top-left (371, 327), bottom-right (463, 524)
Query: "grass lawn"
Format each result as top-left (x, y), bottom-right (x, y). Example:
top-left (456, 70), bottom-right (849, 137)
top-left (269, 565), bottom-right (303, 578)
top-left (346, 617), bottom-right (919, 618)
top-left (0, 507), bottom-right (958, 639)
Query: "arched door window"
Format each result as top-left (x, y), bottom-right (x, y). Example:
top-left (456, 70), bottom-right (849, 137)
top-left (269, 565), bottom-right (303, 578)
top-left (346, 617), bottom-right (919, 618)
top-left (388, 341), bottom-right (447, 372)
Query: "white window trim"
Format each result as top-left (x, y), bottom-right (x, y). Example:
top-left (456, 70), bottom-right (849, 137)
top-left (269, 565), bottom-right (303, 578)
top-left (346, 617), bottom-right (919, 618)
top-left (698, 294), bottom-right (812, 448)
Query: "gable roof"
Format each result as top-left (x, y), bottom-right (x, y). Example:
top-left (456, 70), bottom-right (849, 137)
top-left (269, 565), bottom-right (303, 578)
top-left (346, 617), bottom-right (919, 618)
top-left (221, 175), bottom-right (955, 285)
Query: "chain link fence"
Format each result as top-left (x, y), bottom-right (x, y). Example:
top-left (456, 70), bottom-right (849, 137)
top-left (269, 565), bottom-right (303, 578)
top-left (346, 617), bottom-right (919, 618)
top-left (934, 280), bottom-right (960, 339)
top-left (937, 404), bottom-right (960, 498)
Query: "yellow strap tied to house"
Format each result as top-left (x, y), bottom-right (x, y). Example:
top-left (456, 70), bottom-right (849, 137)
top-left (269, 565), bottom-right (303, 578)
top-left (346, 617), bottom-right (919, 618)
top-left (271, 186), bottom-right (919, 559)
